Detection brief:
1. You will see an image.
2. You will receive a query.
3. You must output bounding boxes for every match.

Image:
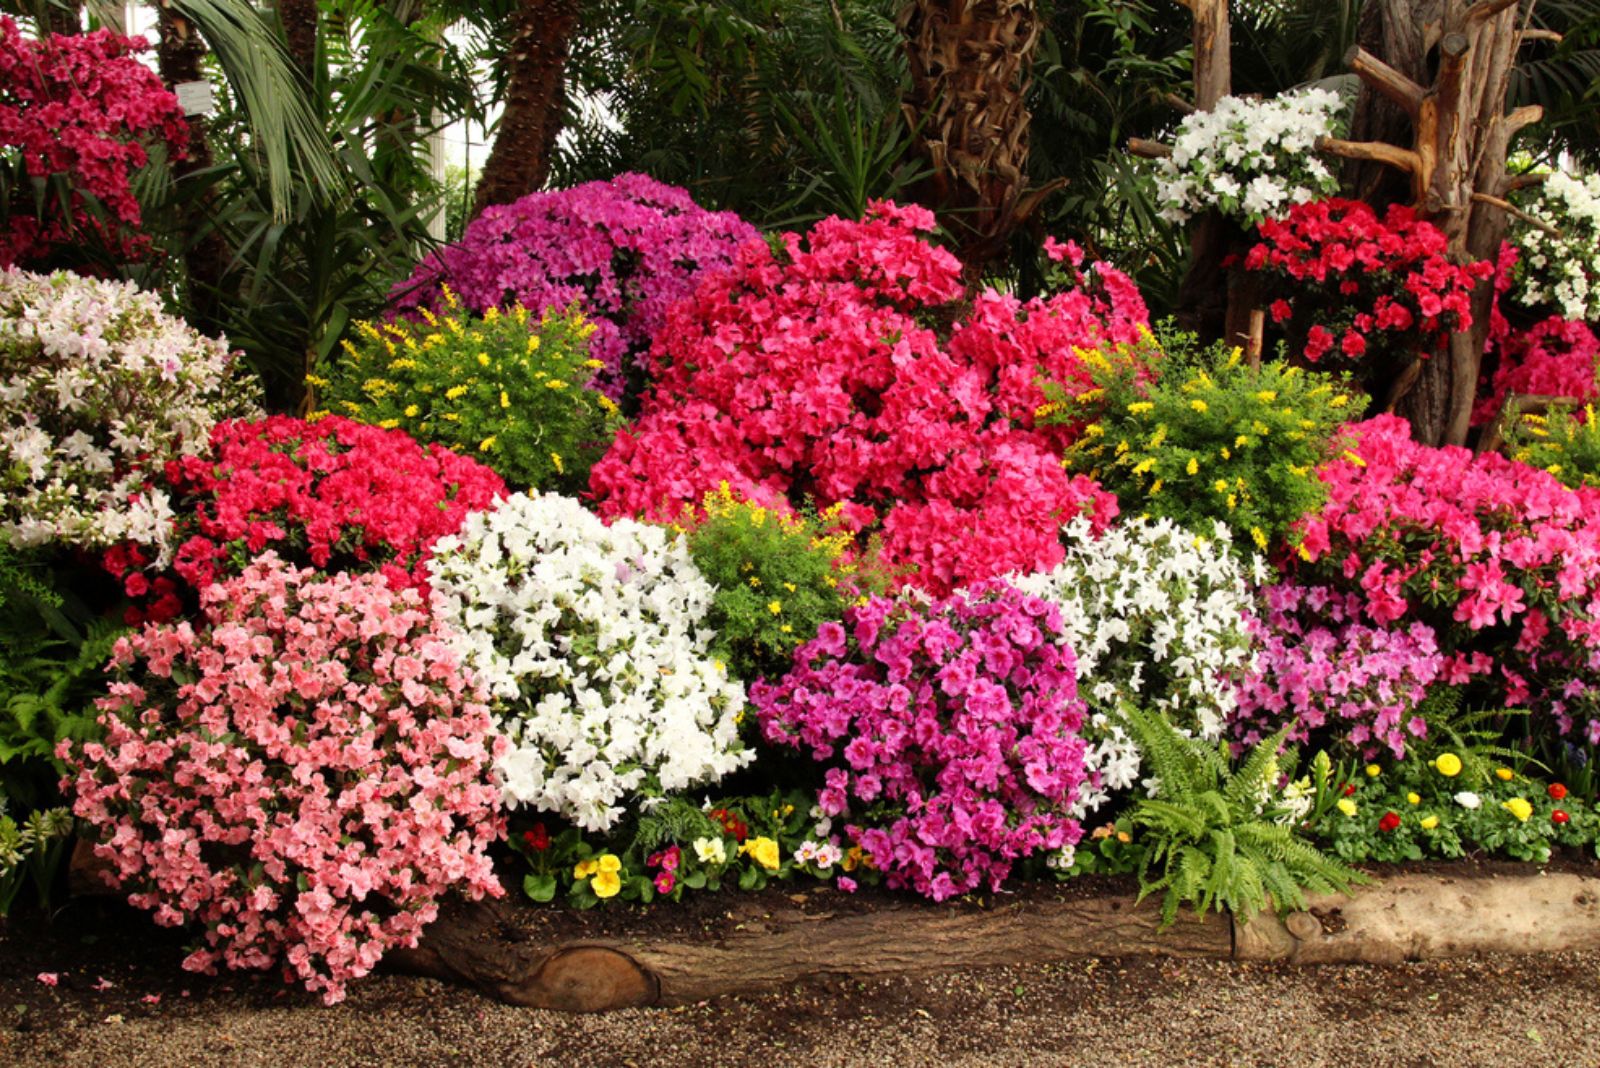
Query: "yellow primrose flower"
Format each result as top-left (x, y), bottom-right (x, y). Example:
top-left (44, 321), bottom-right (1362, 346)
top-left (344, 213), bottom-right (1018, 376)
top-left (1434, 753), bottom-right (1463, 777)
top-left (1336, 798), bottom-right (1358, 818)
top-left (1406, 792), bottom-right (1421, 805)
top-left (742, 836), bottom-right (781, 871)
top-left (592, 870), bottom-right (622, 898)
top-left (597, 854), bottom-right (622, 873)
top-left (1420, 815), bottom-right (1439, 830)
top-left (1365, 764), bottom-right (1381, 778)
top-left (1495, 767), bottom-right (1514, 781)
top-left (1502, 797), bottom-right (1533, 822)
top-left (574, 859), bottom-right (599, 879)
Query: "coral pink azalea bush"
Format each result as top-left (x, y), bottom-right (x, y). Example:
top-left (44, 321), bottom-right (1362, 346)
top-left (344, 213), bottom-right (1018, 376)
top-left (753, 583), bottom-right (1089, 901)
top-left (589, 203), bottom-right (1134, 593)
top-left (390, 173), bottom-right (756, 399)
top-left (1245, 197), bottom-right (1491, 367)
top-left (108, 415), bottom-right (506, 620)
top-left (0, 19), bottom-right (189, 267)
top-left (1294, 414), bottom-right (1600, 743)
top-left (61, 555), bottom-right (505, 1004)
top-left (1229, 583), bottom-right (1444, 759)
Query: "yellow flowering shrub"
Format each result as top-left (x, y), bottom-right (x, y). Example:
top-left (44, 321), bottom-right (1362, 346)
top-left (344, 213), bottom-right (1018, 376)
top-left (1504, 404), bottom-right (1600, 490)
top-left (309, 290), bottom-right (616, 493)
top-left (1043, 333), bottom-right (1357, 550)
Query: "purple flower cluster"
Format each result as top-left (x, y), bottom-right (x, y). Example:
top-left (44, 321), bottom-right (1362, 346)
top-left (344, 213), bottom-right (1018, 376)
top-left (390, 173), bottom-right (756, 399)
top-left (754, 584), bottom-right (1088, 901)
top-left (1229, 584), bottom-right (1444, 758)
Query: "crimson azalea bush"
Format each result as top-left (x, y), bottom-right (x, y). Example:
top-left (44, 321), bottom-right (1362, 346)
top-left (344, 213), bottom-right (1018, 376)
top-left (61, 555), bottom-right (505, 1004)
top-left (1473, 246), bottom-right (1600, 425)
top-left (390, 173), bottom-right (756, 400)
top-left (0, 19), bottom-right (188, 267)
top-left (1245, 198), bottom-right (1491, 369)
top-left (1229, 583), bottom-right (1444, 759)
top-left (753, 583), bottom-right (1089, 901)
top-left (589, 203), bottom-right (1137, 594)
top-left (1294, 414), bottom-right (1600, 744)
top-left (107, 415), bottom-right (506, 621)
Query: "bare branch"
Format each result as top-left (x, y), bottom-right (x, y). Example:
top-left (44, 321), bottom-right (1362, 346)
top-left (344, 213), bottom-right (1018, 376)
top-left (1127, 137), bottom-right (1173, 160)
top-left (1505, 104), bottom-right (1544, 136)
top-left (1163, 92), bottom-right (1196, 116)
top-left (1316, 136), bottom-right (1421, 176)
top-left (1470, 191), bottom-right (1561, 235)
top-left (1466, 0), bottom-right (1521, 26)
top-left (1520, 28), bottom-right (1563, 43)
top-left (1343, 45), bottom-right (1425, 116)
top-left (1502, 170), bottom-right (1549, 193)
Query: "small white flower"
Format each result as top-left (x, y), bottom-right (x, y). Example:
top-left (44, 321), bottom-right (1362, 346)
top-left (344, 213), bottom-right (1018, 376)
top-left (1454, 791), bottom-right (1482, 810)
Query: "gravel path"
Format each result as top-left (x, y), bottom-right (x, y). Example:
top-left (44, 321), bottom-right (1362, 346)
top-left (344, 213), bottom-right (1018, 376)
top-left (5, 948), bottom-right (1598, 1067)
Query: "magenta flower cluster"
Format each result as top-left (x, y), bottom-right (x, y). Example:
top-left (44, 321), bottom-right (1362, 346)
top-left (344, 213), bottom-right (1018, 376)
top-left (1473, 246), bottom-right (1600, 424)
top-left (1297, 415), bottom-right (1600, 742)
top-left (589, 201), bottom-right (1138, 593)
top-left (753, 583), bottom-right (1089, 901)
top-left (390, 173), bottom-right (756, 398)
top-left (1230, 584), bottom-right (1444, 758)
top-left (61, 555), bottom-right (506, 1004)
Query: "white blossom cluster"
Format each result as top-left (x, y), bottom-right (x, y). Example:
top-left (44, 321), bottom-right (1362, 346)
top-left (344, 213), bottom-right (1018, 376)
top-left (1154, 89), bottom-right (1345, 225)
top-left (1510, 170), bottom-right (1600, 322)
top-left (1010, 517), bottom-right (1263, 813)
top-left (427, 492), bottom-right (751, 833)
top-left (0, 269), bottom-right (259, 560)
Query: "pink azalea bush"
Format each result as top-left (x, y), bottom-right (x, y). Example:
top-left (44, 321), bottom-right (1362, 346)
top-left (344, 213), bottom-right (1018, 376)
top-left (108, 415), bottom-right (506, 621)
top-left (61, 555), bottom-right (505, 1004)
top-left (589, 203), bottom-right (1136, 594)
top-left (1473, 246), bottom-right (1600, 425)
top-left (1229, 584), bottom-right (1445, 758)
top-left (390, 173), bottom-right (756, 399)
top-left (753, 583), bottom-right (1089, 901)
top-left (1295, 414), bottom-right (1600, 743)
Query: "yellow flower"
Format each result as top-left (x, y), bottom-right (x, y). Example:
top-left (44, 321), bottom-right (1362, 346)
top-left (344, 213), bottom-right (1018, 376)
top-left (1336, 798), bottom-right (1358, 818)
top-left (1127, 401), bottom-right (1154, 414)
top-left (1131, 459), bottom-right (1156, 476)
top-left (1330, 394), bottom-right (1349, 408)
top-left (1226, 493), bottom-right (1237, 510)
top-left (305, 373), bottom-right (330, 388)
top-left (1250, 527), bottom-right (1267, 550)
top-left (1185, 457), bottom-right (1199, 476)
top-left (768, 600), bottom-right (782, 615)
top-left (477, 352), bottom-right (490, 367)
top-left (545, 379), bottom-right (568, 390)
top-left (1235, 435), bottom-right (1250, 449)
top-left (479, 435), bottom-right (497, 452)
top-left (1190, 399), bottom-right (1208, 413)
top-left (500, 391), bottom-right (510, 409)
top-left (592, 870), bottom-right (622, 898)
top-left (446, 385), bottom-right (469, 400)
top-left (552, 451), bottom-right (564, 474)
top-left (1150, 479), bottom-right (1163, 494)
top-left (378, 419), bottom-right (399, 429)
top-left (1420, 815), bottom-right (1439, 830)
top-left (1406, 792), bottom-right (1421, 805)
top-left (1502, 797), bottom-right (1533, 822)
top-left (742, 836), bottom-right (780, 871)
top-left (574, 859), bottom-right (599, 879)
top-left (1365, 764), bottom-right (1381, 778)
top-left (1255, 390), bottom-right (1278, 403)
top-left (585, 358), bottom-right (605, 370)
top-left (1434, 753), bottom-right (1463, 777)
top-left (598, 395), bottom-right (619, 415)
top-left (526, 335), bottom-right (542, 353)
top-left (597, 854), bottom-right (622, 873)
top-left (404, 404), bottom-right (420, 418)
top-left (1495, 767), bottom-right (1514, 781)
top-left (1213, 479), bottom-right (1229, 494)
top-left (1220, 447), bottom-right (1231, 459)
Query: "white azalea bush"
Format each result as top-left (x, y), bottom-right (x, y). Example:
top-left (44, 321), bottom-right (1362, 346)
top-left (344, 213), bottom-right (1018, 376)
top-left (1510, 170), bottom-right (1600, 321)
top-left (1155, 88), bottom-right (1345, 225)
top-left (1010, 517), bottom-right (1263, 813)
top-left (0, 269), bottom-right (260, 557)
top-left (427, 492), bottom-right (750, 833)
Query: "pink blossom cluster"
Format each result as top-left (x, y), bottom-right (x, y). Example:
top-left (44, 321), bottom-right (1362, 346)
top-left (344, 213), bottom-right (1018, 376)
top-left (112, 416), bottom-right (506, 620)
top-left (60, 555), bottom-right (506, 1004)
top-left (0, 19), bottom-right (189, 266)
top-left (1245, 198), bottom-right (1492, 364)
top-left (1296, 414), bottom-right (1600, 742)
top-left (1229, 584), bottom-right (1444, 758)
top-left (1473, 245), bottom-right (1600, 424)
top-left (390, 173), bottom-right (756, 398)
top-left (753, 583), bottom-right (1089, 901)
top-left (589, 202), bottom-right (1134, 593)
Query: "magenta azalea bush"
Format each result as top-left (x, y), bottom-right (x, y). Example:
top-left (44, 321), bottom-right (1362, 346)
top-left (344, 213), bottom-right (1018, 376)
top-left (590, 202), bottom-right (1139, 594)
top-left (1230, 584), bottom-right (1444, 758)
top-left (1296, 414), bottom-right (1600, 743)
top-left (390, 173), bottom-right (756, 399)
top-left (753, 583), bottom-right (1089, 901)
top-left (61, 555), bottom-right (505, 1004)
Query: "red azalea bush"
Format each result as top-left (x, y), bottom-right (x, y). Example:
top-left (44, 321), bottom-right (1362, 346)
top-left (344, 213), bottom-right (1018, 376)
top-left (753, 583), bottom-right (1089, 901)
top-left (390, 173), bottom-right (757, 400)
top-left (588, 203), bottom-right (1136, 593)
top-left (0, 19), bottom-right (188, 266)
top-left (1294, 414), bottom-right (1600, 743)
top-left (107, 416), bottom-right (506, 620)
top-left (61, 555), bottom-right (505, 1004)
top-left (1245, 198), bottom-right (1491, 366)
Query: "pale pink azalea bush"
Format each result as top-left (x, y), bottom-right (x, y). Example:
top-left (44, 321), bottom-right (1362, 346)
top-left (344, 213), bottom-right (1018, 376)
top-left (1229, 584), bottom-right (1444, 758)
top-left (61, 555), bottom-right (505, 1004)
top-left (589, 202), bottom-right (1137, 594)
top-left (390, 173), bottom-right (756, 399)
top-left (1296, 415), bottom-right (1600, 743)
top-left (753, 583), bottom-right (1089, 901)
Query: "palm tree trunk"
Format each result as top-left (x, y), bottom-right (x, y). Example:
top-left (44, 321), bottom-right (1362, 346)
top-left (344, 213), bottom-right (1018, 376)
top-left (470, 0), bottom-right (580, 218)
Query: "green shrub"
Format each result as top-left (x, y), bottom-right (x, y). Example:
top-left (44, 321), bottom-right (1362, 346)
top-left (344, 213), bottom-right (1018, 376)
top-left (1504, 404), bottom-right (1600, 490)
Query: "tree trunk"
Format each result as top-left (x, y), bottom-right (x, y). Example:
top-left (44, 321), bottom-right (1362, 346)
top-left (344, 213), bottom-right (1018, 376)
top-left (898, 0), bottom-right (1063, 283)
top-left (1171, 0), bottom-right (1239, 346)
top-left (276, 0), bottom-right (319, 85)
top-left (470, 0), bottom-right (580, 219)
top-left (156, 0), bottom-right (229, 336)
top-left (43, 0), bottom-right (83, 35)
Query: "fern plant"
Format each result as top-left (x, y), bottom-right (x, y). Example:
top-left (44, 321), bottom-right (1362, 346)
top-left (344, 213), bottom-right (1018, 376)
top-left (1119, 702), bottom-right (1368, 928)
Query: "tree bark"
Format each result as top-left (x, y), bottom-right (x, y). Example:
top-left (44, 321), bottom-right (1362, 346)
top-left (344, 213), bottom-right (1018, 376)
top-left (43, 0), bottom-right (83, 36)
top-left (276, 0), bottom-right (319, 86)
top-left (898, 0), bottom-right (1064, 284)
top-left (470, 0), bottom-right (580, 219)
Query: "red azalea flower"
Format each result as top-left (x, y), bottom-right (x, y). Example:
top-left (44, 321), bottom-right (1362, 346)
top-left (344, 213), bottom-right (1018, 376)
top-left (1552, 809), bottom-right (1570, 825)
top-left (1378, 811), bottom-right (1401, 833)
top-left (1549, 783), bottom-right (1568, 801)
top-left (522, 823), bottom-right (550, 852)
top-left (1343, 783), bottom-right (1358, 797)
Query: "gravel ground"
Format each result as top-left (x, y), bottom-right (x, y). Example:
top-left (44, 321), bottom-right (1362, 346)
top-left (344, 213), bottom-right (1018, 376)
top-left (5, 949), bottom-right (1599, 1067)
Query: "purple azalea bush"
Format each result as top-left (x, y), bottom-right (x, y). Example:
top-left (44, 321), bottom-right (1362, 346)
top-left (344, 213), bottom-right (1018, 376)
top-left (390, 173), bottom-right (756, 399)
top-left (753, 583), bottom-right (1089, 902)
